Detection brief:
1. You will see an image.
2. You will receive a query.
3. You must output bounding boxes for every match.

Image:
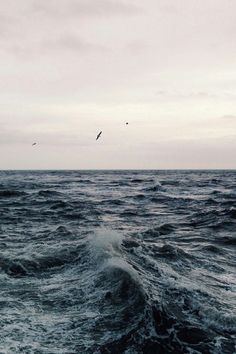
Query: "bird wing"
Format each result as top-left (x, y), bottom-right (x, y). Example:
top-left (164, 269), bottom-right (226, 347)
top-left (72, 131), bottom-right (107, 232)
top-left (96, 131), bottom-right (102, 140)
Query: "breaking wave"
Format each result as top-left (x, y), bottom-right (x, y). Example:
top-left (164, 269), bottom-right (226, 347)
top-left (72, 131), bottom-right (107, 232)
top-left (0, 170), bottom-right (235, 353)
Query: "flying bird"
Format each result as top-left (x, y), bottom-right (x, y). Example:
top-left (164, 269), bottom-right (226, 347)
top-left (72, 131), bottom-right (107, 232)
top-left (96, 131), bottom-right (102, 140)
top-left (32, 142), bottom-right (37, 146)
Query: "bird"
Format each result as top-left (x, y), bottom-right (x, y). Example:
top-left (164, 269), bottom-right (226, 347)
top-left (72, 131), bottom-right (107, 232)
top-left (32, 142), bottom-right (37, 146)
top-left (126, 122), bottom-right (129, 125)
top-left (96, 131), bottom-right (102, 140)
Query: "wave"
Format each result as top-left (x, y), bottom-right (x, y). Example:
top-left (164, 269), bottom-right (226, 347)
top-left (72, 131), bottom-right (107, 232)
top-left (50, 201), bottom-right (71, 210)
top-left (216, 236), bottom-right (236, 246)
top-left (132, 193), bottom-right (146, 200)
top-left (187, 208), bottom-right (236, 230)
top-left (0, 240), bottom-right (85, 277)
top-left (0, 171), bottom-right (235, 353)
top-left (144, 184), bottom-right (164, 192)
top-left (154, 243), bottom-right (193, 260)
top-left (88, 229), bottom-right (124, 263)
top-left (141, 224), bottom-right (176, 238)
top-left (200, 244), bottom-right (225, 254)
top-left (210, 190), bottom-right (236, 200)
top-left (100, 199), bottom-right (125, 206)
top-left (102, 261), bottom-right (146, 306)
top-left (226, 207), bottom-right (236, 219)
top-left (0, 190), bottom-right (26, 198)
top-left (130, 178), bottom-right (148, 183)
top-left (38, 190), bottom-right (63, 197)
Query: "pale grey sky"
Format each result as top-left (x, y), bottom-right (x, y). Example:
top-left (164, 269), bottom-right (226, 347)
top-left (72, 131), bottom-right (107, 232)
top-left (0, 0), bottom-right (235, 169)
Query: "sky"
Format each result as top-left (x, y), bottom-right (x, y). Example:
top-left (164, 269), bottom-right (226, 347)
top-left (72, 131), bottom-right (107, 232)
top-left (0, 0), bottom-right (235, 169)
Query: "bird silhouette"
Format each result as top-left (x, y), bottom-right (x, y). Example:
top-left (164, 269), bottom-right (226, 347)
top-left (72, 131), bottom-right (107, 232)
top-left (96, 131), bottom-right (102, 140)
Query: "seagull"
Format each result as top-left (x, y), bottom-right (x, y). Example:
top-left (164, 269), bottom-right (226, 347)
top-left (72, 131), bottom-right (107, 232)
top-left (96, 131), bottom-right (102, 140)
top-left (32, 142), bottom-right (37, 146)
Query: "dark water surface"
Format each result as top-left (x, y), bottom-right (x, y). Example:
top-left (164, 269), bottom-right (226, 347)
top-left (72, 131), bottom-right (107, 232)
top-left (0, 170), bottom-right (235, 353)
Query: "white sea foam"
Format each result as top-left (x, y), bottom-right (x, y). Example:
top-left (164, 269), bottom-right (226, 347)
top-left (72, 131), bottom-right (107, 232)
top-left (89, 228), bottom-right (124, 262)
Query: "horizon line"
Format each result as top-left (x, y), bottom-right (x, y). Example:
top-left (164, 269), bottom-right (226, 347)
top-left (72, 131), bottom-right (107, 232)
top-left (0, 168), bottom-right (235, 172)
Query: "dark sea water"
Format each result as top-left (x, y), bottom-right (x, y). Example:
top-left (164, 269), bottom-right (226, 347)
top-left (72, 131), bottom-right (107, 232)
top-left (0, 170), bottom-right (235, 354)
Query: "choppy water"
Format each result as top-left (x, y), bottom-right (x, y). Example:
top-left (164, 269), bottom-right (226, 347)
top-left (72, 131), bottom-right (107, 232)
top-left (0, 170), bottom-right (235, 354)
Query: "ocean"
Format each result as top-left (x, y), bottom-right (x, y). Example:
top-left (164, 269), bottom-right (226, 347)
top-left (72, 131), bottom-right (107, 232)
top-left (0, 170), bottom-right (235, 353)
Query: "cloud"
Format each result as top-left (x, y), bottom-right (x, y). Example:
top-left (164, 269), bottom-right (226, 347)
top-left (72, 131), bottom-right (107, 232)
top-left (43, 34), bottom-right (107, 53)
top-left (154, 90), bottom-right (236, 102)
top-left (0, 14), bottom-right (17, 38)
top-left (0, 0), bottom-right (141, 57)
top-left (32, 0), bottom-right (141, 18)
top-left (221, 114), bottom-right (236, 120)
top-left (156, 90), bottom-right (212, 99)
top-left (0, 1), bottom-right (236, 169)
top-left (0, 127), bottom-right (91, 146)
top-left (0, 33), bottom-right (106, 58)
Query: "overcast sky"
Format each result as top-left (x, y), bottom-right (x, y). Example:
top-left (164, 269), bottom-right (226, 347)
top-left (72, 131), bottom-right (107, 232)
top-left (0, 0), bottom-right (235, 169)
